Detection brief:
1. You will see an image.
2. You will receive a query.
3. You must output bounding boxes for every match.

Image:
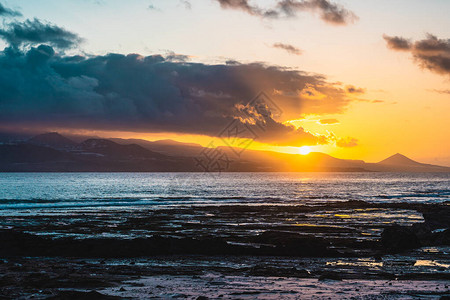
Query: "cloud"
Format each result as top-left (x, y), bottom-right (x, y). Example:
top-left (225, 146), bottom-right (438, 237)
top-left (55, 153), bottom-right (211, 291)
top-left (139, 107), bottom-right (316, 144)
top-left (277, 0), bottom-right (358, 25)
top-left (318, 118), bottom-right (339, 125)
top-left (180, 0), bottom-right (191, 9)
top-left (0, 42), bottom-right (358, 147)
top-left (0, 19), bottom-right (82, 49)
top-left (345, 85), bottom-right (365, 94)
top-left (165, 51), bottom-right (191, 62)
top-left (0, 2), bottom-right (21, 17)
top-left (216, 0), bottom-right (255, 15)
top-left (430, 89), bottom-right (450, 95)
top-left (355, 98), bottom-right (385, 104)
top-left (336, 136), bottom-right (358, 148)
top-left (384, 34), bottom-right (450, 76)
top-left (148, 4), bottom-right (161, 11)
top-left (383, 35), bottom-right (411, 51)
top-left (213, 0), bottom-right (357, 25)
top-left (273, 43), bottom-right (303, 56)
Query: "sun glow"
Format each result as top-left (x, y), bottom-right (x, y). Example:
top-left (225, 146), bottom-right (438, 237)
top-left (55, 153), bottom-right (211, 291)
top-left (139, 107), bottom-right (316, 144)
top-left (298, 146), bottom-right (311, 155)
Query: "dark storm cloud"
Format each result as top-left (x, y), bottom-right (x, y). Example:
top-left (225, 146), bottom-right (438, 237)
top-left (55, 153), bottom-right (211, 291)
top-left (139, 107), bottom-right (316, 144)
top-left (0, 2), bottom-right (21, 17)
top-left (213, 0), bottom-right (357, 25)
top-left (0, 19), bottom-right (82, 49)
top-left (273, 43), bottom-right (303, 56)
top-left (384, 34), bottom-right (450, 76)
top-left (0, 43), bottom-right (357, 147)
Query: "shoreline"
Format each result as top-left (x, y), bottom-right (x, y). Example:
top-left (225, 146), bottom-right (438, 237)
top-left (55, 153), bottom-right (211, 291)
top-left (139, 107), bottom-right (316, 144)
top-left (1, 255), bottom-right (449, 299)
top-left (0, 200), bottom-right (449, 298)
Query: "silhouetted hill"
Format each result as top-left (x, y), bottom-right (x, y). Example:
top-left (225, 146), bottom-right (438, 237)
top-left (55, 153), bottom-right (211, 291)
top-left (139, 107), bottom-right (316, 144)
top-left (369, 153), bottom-right (449, 172)
top-left (0, 133), bottom-right (449, 172)
top-left (0, 144), bottom-right (70, 164)
top-left (378, 153), bottom-right (423, 166)
top-left (28, 132), bottom-right (77, 149)
top-left (110, 138), bottom-right (204, 157)
top-left (78, 139), bottom-right (166, 159)
top-left (222, 148), bottom-right (368, 172)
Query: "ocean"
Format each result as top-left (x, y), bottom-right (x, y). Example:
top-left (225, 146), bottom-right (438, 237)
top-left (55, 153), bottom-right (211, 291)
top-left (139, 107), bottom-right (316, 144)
top-left (1, 172), bottom-right (449, 210)
top-left (0, 172), bottom-right (448, 240)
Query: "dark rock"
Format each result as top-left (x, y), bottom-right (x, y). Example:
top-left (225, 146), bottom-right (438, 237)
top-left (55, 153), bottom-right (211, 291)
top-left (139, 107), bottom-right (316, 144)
top-left (412, 223), bottom-right (433, 244)
top-left (46, 290), bottom-right (120, 299)
top-left (434, 229), bottom-right (450, 245)
top-left (0, 229), bottom-right (338, 258)
top-left (421, 206), bottom-right (450, 229)
top-left (318, 271), bottom-right (342, 281)
top-left (249, 265), bottom-right (310, 277)
top-left (254, 231), bottom-right (336, 257)
top-left (381, 225), bottom-right (421, 253)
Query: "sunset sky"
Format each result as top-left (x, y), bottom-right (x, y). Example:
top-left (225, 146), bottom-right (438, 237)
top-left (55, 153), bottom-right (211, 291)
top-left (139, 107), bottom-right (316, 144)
top-left (0, 0), bottom-right (449, 165)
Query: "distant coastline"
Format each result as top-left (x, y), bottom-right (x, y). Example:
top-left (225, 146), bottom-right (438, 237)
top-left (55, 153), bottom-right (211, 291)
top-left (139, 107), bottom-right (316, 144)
top-left (1, 133), bottom-right (449, 173)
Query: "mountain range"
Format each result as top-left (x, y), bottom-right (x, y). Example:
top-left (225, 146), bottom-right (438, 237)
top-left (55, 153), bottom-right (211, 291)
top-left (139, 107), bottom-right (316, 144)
top-left (0, 132), bottom-right (448, 172)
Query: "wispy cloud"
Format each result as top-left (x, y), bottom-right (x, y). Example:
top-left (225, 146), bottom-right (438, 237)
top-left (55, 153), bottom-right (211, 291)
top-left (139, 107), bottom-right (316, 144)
top-left (0, 2), bottom-right (22, 17)
top-left (148, 4), bottom-right (162, 12)
top-left (180, 0), bottom-right (191, 10)
top-left (345, 85), bottom-right (366, 94)
top-left (384, 34), bottom-right (450, 77)
top-left (429, 89), bottom-right (450, 95)
top-left (277, 0), bottom-right (358, 25)
top-left (214, 0), bottom-right (357, 25)
top-left (336, 136), bottom-right (358, 148)
top-left (273, 43), bottom-right (303, 56)
top-left (383, 35), bottom-right (411, 51)
top-left (0, 18), bottom-right (82, 49)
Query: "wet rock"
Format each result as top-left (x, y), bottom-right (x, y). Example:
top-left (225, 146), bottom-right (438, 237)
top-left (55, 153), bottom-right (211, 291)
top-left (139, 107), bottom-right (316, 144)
top-left (46, 290), bottom-right (120, 299)
top-left (421, 206), bottom-right (450, 229)
top-left (381, 225), bottom-right (420, 253)
top-left (412, 223), bottom-right (433, 244)
top-left (318, 271), bottom-right (342, 281)
top-left (0, 229), bottom-right (339, 258)
top-left (254, 231), bottom-right (336, 257)
top-left (249, 265), bottom-right (310, 278)
top-left (434, 229), bottom-right (450, 245)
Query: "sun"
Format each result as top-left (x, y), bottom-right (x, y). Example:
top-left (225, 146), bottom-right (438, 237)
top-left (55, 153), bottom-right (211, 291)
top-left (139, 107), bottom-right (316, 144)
top-left (298, 146), bottom-right (311, 155)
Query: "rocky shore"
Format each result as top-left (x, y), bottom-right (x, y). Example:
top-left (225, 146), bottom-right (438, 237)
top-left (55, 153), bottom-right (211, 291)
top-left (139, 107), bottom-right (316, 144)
top-left (0, 200), bottom-right (449, 298)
